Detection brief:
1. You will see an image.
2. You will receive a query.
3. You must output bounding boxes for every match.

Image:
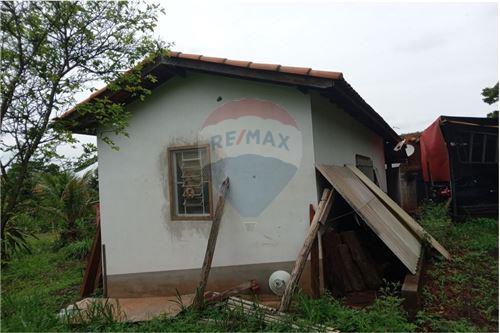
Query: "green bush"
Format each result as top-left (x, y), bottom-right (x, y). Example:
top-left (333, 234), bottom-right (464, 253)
top-left (293, 292), bottom-right (416, 332)
top-left (1, 291), bottom-right (64, 332)
top-left (415, 311), bottom-right (479, 332)
top-left (62, 238), bottom-right (93, 259)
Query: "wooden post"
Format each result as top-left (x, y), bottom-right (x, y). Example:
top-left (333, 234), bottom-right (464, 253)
top-left (102, 244), bottom-right (108, 298)
top-left (80, 204), bottom-right (102, 298)
top-left (309, 204), bottom-right (320, 298)
top-left (279, 189), bottom-right (333, 312)
top-left (192, 177), bottom-right (230, 310)
top-left (402, 248), bottom-right (426, 319)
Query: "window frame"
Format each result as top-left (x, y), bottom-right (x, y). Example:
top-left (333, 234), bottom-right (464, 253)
top-left (454, 131), bottom-right (498, 164)
top-left (167, 144), bottom-right (213, 221)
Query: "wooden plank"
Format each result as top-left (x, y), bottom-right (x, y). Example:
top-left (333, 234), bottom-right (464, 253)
top-left (316, 164), bottom-right (421, 274)
top-left (192, 178), bottom-right (230, 310)
top-left (309, 204), bottom-right (320, 299)
top-left (346, 165), bottom-right (451, 260)
top-left (340, 231), bottom-right (381, 290)
top-left (337, 244), bottom-right (365, 291)
top-left (402, 248), bottom-right (426, 319)
top-left (323, 232), bottom-right (353, 293)
top-left (80, 204), bottom-right (102, 298)
top-left (102, 244), bottom-right (108, 298)
top-left (279, 189), bottom-right (333, 312)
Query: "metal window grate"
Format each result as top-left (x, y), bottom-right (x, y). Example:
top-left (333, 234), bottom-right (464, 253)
top-left (171, 146), bottom-right (211, 218)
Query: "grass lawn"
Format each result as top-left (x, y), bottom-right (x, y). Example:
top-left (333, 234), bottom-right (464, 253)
top-left (1, 204), bottom-right (497, 332)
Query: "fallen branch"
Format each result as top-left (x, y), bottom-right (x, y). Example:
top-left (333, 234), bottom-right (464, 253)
top-left (204, 280), bottom-right (259, 304)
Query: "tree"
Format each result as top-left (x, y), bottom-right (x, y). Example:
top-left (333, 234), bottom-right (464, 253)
top-left (1, 1), bottom-right (166, 258)
top-left (482, 82), bottom-right (498, 118)
top-left (34, 171), bottom-right (96, 245)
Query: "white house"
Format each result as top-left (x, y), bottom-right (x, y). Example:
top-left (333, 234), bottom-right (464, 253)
top-left (61, 52), bottom-right (402, 298)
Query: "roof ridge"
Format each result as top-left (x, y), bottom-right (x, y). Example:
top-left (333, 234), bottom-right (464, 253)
top-left (169, 50), bottom-right (343, 80)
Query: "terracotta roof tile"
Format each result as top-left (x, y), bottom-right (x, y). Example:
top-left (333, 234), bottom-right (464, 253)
top-left (199, 56), bottom-right (226, 64)
top-left (169, 51), bottom-right (343, 80)
top-left (249, 62), bottom-right (280, 71)
top-left (279, 66), bottom-right (312, 76)
top-left (177, 52), bottom-right (202, 60)
top-left (308, 69), bottom-right (343, 80)
top-left (223, 59), bottom-right (251, 68)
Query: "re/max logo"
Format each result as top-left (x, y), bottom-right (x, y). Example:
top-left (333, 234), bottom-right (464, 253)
top-left (210, 129), bottom-right (290, 151)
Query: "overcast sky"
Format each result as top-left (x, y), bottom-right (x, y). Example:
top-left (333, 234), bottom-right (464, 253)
top-left (154, 1), bottom-right (498, 134)
top-left (68, 1), bottom-right (498, 162)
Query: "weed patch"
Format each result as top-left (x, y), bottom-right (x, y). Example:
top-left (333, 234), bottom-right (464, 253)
top-left (416, 204), bottom-right (498, 332)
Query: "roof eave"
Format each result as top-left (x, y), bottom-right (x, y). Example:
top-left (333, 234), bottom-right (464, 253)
top-left (59, 55), bottom-right (400, 144)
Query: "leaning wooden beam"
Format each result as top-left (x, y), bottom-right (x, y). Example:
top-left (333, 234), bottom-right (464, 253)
top-left (309, 204), bottom-right (321, 299)
top-left (279, 189), bottom-right (333, 312)
top-left (80, 204), bottom-right (102, 298)
top-left (192, 177), bottom-right (230, 310)
top-left (346, 165), bottom-right (451, 260)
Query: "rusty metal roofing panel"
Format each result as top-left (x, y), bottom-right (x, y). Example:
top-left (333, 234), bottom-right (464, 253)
top-left (316, 164), bottom-right (422, 273)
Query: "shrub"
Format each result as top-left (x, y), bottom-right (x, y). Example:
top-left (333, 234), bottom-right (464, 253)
top-left (293, 292), bottom-right (415, 332)
top-left (62, 238), bottom-right (92, 260)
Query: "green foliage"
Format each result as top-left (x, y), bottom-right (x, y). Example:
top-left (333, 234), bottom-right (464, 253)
top-left (293, 293), bottom-right (415, 332)
top-left (415, 203), bottom-right (452, 242)
top-left (1, 0), bottom-right (167, 260)
top-left (61, 238), bottom-right (92, 260)
top-left (1, 234), bottom-right (83, 332)
top-left (415, 204), bottom-right (498, 332)
top-left (1, 221), bottom-right (35, 265)
top-left (482, 82), bottom-right (498, 118)
top-left (482, 82), bottom-right (499, 105)
top-left (415, 311), bottom-right (478, 332)
top-left (487, 110), bottom-right (498, 119)
top-left (34, 171), bottom-right (97, 245)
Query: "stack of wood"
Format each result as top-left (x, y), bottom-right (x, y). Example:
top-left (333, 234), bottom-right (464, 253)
top-left (226, 297), bottom-right (338, 333)
top-left (322, 230), bottom-right (381, 295)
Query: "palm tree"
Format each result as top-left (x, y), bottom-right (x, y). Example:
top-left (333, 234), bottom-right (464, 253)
top-left (34, 171), bottom-right (96, 244)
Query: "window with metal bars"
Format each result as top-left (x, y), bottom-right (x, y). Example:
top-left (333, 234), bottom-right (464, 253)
top-left (168, 145), bottom-right (213, 220)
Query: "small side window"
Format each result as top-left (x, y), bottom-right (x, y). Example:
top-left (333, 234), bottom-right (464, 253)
top-left (168, 145), bottom-right (213, 220)
top-left (355, 154), bottom-right (379, 186)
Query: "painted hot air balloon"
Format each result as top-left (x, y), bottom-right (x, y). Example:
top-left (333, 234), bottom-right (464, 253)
top-left (199, 98), bottom-right (303, 217)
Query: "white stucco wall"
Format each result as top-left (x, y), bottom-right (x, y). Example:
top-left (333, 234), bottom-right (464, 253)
top-left (97, 73), bottom-right (318, 276)
top-left (310, 93), bottom-right (388, 191)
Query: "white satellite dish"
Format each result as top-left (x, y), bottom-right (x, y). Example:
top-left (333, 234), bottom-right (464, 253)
top-left (269, 270), bottom-right (291, 296)
top-left (405, 144), bottom-right (415, 157)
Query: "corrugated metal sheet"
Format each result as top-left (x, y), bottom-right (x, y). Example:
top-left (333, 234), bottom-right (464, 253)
top-left (316, 164), bottom-right (422, 274)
